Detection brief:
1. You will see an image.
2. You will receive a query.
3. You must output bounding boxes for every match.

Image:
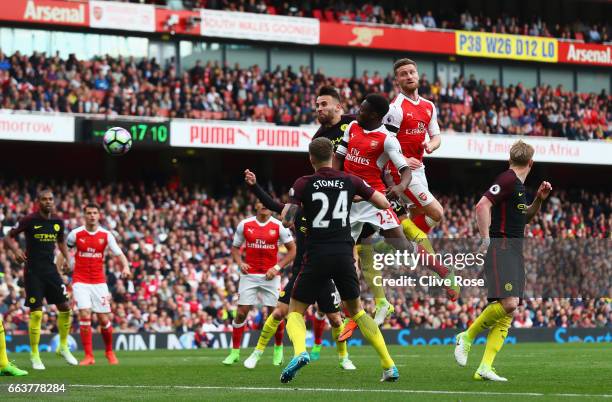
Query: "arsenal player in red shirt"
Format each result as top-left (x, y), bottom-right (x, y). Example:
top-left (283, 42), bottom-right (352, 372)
top-left (222, 201), bottom-right (296, 365)
top-left (58, 203), bottom-right (130, 365)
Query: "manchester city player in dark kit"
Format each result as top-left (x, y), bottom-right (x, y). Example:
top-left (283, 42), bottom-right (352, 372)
top-left (454, 140), bottom-right (552, 381)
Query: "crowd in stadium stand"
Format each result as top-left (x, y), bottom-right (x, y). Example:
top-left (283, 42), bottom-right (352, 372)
top-left (0, 51), bottom-right (610, 141)
top-left (116, 0), bottom-right (611, 43)
top-left (0, 180), bottom-right (610, 339)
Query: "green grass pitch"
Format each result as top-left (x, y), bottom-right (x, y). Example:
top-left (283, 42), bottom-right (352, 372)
top-left (1, 343), bottom-right (611, 401)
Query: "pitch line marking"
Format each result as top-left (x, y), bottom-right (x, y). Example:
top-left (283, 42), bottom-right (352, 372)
top-left (68, 384), bottom-right (612, 398)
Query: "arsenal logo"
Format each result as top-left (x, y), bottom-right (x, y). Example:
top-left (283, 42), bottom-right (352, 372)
top-left (99, 238), bottom-right (105, 244)
top-left (406, 112), bottom-right (413, 119)
top-left (269, 229), bottom-right (277, 236)
top-left (370, 140), bottom-right (378, 148)
top-left (93, 6), bottom-right (103, 20)
top-left (347, 27), bottom-right (384, 47)
top-left (418, 192), bottom-right (428, 201)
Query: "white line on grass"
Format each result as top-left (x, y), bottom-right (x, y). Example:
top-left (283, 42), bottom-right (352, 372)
top-left (69, 384), bottom-right (612, 398)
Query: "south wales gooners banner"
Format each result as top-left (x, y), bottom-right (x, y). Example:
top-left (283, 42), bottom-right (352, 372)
top-left (456, 30), bottom-right (558, 63)
top-left (200, 9), bottom-right (320, 45)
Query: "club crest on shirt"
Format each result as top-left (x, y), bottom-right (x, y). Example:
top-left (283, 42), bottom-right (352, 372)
top-left (406, 112), bottom-right (413, 119)
top-left (269, 229), bottom-right (276, 236)
top-left (505, 283), bottom-right (513, 291)
top-left (99, 238), bottom-right (105, 244)
top-left (54, 224), bottom-right (60, 232)
top-left (247, 228), bottom-right (254, 234)
top-left (370, 140), bottom-right (379, 148)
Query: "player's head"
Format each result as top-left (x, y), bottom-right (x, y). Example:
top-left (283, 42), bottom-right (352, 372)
top-left (316, 86), bottom-right (343, 125)
top-left (37, 188), bottom-right (55, 214)
top-left (308, 137), bottom-right (334, 170)
top-left (394, 58), bottom-right (419, 93)
top-left (255, 200), bottom-right (271, 219)
top-left (84, 203), bottom-right (101, 227)
top-left (509, 140), bottom-right (535, 169)
top-left (357, 94), bottom-right (389, 129)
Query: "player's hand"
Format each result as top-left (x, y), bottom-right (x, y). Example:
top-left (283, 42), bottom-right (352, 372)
top-left (244, 169), bottom-right (257, 186)
top-left (477, 238), bottom-right (491, 255)
top-left (422, 140), bottom-right (434, 154)
top-left (385, 184), bottom-right (405, 201)
top-left (239, 262), bottom-right (251, 274)
top-left (13, 249), bottom-right (27, 263)
top-left (406, 157), bottom-right (422, 170)
top-left (121, 267), bottom-right (132, 279)
top-left (536, 181), bottom-right (552, 201)
top-left (265, 268), bottom-right (277, 280)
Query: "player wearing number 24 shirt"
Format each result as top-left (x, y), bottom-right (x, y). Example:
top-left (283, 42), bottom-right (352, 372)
top-left (57, 203), bottom-right (131, 366)
top-left (278, 137), bottom-right (399, 384)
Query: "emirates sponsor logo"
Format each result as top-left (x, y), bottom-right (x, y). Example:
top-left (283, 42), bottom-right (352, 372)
top-left (346, 148), bottom-right (371, 166)
top-left (78, 251), bottom-right (103, 259)
top-left (404, 122), bottom-right (427, 135)
top-left (566, 44), bottom-right (611, 64)
top-left (247, 239), bottom-right (276, 250)
top-left (24, 0), bottom-right (86, 24)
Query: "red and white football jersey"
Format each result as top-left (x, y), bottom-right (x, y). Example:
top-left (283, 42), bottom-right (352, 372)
top-left (66, 226), bottom-right (123, 284)
top-left (384, 93), bottom-right (440, 164)
top-left (232, 216), bottom-right (293, 275)
top-left (336, 121), bottom-right (407, 192)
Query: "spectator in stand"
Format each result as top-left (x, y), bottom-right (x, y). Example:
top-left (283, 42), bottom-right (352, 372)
top-left (1, 51), bottom-right (609, 140)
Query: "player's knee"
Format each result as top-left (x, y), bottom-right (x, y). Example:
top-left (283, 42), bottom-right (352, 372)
top-left (97, 313), bottom-right (109, 326)
top-left (501, 298), bottom-right (519, 314)
top-left (272, 309), bottom-right (285, 321)
top-left (326, 313), bottom-right (343, 328)
top-left (79, 310), bottom-right (92, 320)
top-left (428, 203), bottom-right (444, 222)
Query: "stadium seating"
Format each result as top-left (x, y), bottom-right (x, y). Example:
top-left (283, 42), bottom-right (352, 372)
top-left (0, 51), bottom-right (609, 141)
top-left (0, 181), bottom-right (609, 336)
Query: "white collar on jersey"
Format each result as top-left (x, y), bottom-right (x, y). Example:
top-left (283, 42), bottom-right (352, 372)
top-left (253, 216), bottom-right (273, 226)
top-left (362, 124), bottom-right (387, 134)
top-left (399, 92), bottom-right (421, 105)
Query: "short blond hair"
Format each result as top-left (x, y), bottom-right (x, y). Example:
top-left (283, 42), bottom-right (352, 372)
top-left (509, 140), bottom-right (534, 166)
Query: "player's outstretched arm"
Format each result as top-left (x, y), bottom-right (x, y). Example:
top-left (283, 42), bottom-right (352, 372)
top-left (525, 181), bottom-right (552, 222)
top-left (244, 169), bottom-right (285, 213)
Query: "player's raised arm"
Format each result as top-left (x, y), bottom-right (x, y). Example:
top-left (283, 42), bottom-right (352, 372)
top-left (244, 169), bottom-right (285, 214)
top-left (4, 217), bottom-right (29, 263)
top-left (525, 181), bottom-right (552, 222)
